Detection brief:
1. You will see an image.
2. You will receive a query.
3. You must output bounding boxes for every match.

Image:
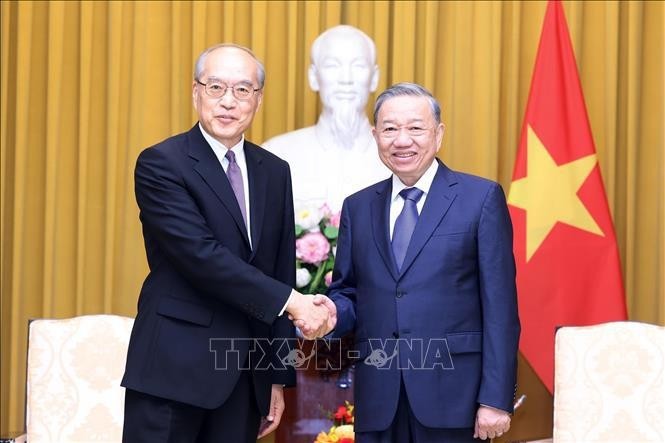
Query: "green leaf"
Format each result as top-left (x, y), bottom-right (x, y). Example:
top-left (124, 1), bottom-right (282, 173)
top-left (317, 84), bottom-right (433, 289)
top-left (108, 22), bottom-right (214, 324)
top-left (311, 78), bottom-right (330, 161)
top-left (323, 226), bottom-right (338, 240)
top-left (295, 225), bottom-right (304, 237)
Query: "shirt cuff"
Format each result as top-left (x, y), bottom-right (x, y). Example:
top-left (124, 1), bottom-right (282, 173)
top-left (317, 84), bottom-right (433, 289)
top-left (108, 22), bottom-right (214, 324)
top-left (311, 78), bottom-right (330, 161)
top-left (278, 293), bottom-right (293, 316)
top-left (479, 404), bottom-right (511, 414)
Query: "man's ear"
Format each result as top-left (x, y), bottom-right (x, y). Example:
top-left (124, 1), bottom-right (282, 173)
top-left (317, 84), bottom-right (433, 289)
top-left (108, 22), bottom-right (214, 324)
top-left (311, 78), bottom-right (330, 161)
top-left (436, 122), bottom-right (445, 149)
top-left (370, 65), bottom-right (379, 92)
top-left (308, 64), bottom-right (320, 92)
top-left (371, 126), bottom-right (379, 142)
top-left (192, 81), bottom-right (198, 108)
top-left (256, 90), bottom-right (263, 110)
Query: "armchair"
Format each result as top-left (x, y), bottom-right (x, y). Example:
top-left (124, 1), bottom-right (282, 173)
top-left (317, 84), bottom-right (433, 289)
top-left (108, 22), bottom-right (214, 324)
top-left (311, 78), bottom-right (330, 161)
top-left (24, 315), bottom-right (133, 442)
top-left (553, 321), bottom-right (664, 442)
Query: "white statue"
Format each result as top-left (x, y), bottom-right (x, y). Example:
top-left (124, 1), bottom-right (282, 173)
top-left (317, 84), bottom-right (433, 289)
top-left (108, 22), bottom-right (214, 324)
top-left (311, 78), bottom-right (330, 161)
top-left (263, 25), bottom-right (390, 212)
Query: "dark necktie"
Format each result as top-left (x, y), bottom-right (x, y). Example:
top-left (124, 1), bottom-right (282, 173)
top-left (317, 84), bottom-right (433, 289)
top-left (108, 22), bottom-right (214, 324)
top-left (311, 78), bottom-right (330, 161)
top-left (392, 187), bottom-right (424, 271)
top-left (225, 150), bottom-right (248, 228)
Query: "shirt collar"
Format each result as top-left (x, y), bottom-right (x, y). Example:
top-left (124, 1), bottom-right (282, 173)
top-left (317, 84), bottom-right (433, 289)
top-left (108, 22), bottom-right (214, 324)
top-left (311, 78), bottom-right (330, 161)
top-left (198, 123), bottom-right (246, 162)
top-left (391, 159), bottom-right (439, 202)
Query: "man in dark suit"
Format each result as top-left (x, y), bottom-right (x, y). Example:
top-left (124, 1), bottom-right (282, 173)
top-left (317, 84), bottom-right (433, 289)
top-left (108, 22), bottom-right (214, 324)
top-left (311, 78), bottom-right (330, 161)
top-left (121, 44), bottom-right (331, 443)
top-left (320, 82), bottom-right (520, 442)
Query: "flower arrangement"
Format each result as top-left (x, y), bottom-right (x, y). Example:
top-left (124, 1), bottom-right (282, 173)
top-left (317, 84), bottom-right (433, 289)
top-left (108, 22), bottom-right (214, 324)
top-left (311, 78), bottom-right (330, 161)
top-left (294, 205), bottom-right (356, 436)
top-left (295, 204), bottom-right (340, 295)
top-left (314, 401), bottom-right (355, 443)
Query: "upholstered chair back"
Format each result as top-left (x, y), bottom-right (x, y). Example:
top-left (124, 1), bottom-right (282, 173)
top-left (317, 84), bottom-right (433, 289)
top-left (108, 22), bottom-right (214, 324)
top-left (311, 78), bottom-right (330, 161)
top-left (25, 315), bottom-right (133, 442)
top-left (553, 321), bottom-right (664, 442)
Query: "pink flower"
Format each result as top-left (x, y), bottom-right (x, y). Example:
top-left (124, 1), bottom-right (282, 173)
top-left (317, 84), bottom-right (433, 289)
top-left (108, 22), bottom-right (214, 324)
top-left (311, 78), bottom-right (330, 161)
top-left (328, 212), bottom-right (341, 228)
top-left (296, 232), bottom-right (331, 264)
top-left (324, 271), bottom-right (333, 287)
top-left (319, 203), bottom-right (332, 218)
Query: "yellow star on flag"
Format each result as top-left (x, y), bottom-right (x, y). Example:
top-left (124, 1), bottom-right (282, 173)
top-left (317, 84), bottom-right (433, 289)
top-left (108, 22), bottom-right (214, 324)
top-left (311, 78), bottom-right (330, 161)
top-left (508, 125), bottom-right (604, 261)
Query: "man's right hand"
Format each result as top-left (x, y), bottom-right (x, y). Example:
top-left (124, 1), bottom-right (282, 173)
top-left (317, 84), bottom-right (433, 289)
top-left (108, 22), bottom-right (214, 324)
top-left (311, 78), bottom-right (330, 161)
top-left (285, 290), bottom-right (331, 339)
top-left (311, 293), bottom-right (337, 336)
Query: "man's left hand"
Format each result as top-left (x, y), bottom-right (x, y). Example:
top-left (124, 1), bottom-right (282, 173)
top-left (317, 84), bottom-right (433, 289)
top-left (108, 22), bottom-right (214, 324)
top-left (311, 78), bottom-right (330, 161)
top-left (474, 405), bottom-right (511, 440)
top-left (257, 385), bottom-right (285, 439)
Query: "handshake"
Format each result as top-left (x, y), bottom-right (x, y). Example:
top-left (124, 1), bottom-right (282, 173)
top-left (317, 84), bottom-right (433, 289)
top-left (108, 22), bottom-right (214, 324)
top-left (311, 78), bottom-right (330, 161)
top-left (285, 291), bottom-right (337, 340)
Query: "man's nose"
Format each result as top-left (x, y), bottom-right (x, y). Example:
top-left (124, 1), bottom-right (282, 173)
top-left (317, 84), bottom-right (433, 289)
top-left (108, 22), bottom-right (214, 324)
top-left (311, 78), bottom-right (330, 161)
top-left (393, 128), bottom-right (413, 146)
top-left (338, 65), bottom-right (353, 83)
top-left (218, 88), bottom-right (236, 106)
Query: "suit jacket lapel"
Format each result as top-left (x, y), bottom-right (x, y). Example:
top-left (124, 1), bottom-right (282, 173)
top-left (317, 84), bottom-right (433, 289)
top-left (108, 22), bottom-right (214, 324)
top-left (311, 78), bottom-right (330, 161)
top-left (371, 179), bottom-right (400, 281)
top-left (399, 161), bottom-right (458, 278)
top-left (187, 126), bottom-right (251, 248)
top-left (245, 141), bottom-right (266, 259)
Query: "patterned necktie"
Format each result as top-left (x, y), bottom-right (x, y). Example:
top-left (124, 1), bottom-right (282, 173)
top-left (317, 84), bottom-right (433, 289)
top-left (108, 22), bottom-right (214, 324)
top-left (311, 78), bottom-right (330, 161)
top-left (392, 187), bottom-right (424, 271)
top-left (225, 150), bottom-right (248, 228)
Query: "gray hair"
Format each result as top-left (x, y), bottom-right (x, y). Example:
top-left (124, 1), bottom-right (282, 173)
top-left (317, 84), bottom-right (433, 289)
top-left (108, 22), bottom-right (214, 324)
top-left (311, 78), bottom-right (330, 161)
top-left (311, 25), bottom-right (376, 66)
top-left (193, 43), bottom-right (266, 88)
top-left (373, 82), bottom-right (441, 124)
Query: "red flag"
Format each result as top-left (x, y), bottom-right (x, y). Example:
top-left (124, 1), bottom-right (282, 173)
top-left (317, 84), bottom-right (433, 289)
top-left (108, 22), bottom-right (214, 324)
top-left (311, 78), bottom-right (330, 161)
top-left (507, 0), bottom-right (627, 393)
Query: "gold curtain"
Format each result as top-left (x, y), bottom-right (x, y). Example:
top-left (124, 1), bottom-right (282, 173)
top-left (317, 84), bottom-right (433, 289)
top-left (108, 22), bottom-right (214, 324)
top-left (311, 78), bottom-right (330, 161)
top-left (1, 0), bottom-right (663, 437)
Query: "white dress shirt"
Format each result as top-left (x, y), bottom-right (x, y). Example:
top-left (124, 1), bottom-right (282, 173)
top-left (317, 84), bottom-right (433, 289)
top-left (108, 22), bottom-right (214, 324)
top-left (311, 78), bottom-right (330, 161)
top-left (389, 160), bottom-right (439, 240)
top-left (199, 123), bottom-right (252, 248)
top-left (199, 124), bottom-right (296, 315)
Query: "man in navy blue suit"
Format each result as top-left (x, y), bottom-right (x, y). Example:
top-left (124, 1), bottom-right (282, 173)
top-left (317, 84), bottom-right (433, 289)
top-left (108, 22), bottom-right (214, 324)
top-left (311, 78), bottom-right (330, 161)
top-left (319, 83), bottom-right (520, 442)
top-left (121, 44), bottom-right (331, 443)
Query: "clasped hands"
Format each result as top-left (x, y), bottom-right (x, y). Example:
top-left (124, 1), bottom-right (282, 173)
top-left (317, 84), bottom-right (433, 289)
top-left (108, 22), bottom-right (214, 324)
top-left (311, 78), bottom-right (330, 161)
top-left (286, 291), bottom-right (337, 339)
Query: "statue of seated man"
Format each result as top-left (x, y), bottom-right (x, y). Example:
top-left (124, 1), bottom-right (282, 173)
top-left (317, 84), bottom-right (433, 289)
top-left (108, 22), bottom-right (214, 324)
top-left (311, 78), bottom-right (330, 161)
top-left (263, 25), bottom-right (390, 212)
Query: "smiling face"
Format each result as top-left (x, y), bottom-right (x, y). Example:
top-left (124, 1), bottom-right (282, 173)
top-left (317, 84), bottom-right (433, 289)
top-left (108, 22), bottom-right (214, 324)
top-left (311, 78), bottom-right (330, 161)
top-left (373, 95), bottom-right (444, 186)
top-left (192, 46), bottom-right (263, 147)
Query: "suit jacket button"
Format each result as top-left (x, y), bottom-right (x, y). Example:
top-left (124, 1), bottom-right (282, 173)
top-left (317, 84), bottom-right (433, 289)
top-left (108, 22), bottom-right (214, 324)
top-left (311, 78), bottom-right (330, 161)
top-left (396, 291), bottom-right (404, 298)
top-left (392, 332), bottom-right (399, 338)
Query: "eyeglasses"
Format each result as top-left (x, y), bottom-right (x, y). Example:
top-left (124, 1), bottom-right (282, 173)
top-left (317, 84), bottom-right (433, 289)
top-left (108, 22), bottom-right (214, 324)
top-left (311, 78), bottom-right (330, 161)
top-left (195, 79), bottom-right (261, 100)
top-left (378, 125), bottom-right (432, 140)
